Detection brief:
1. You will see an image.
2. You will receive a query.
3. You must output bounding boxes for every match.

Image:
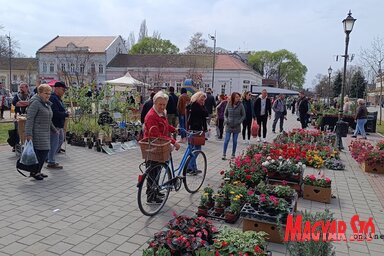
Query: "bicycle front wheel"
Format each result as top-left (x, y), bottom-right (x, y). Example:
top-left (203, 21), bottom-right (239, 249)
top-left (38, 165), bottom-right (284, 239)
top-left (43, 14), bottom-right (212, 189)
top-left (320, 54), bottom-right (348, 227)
top-left (183, 150), bottom-right (207, 193)
top-left (137, 163), bottom-right (172, 216)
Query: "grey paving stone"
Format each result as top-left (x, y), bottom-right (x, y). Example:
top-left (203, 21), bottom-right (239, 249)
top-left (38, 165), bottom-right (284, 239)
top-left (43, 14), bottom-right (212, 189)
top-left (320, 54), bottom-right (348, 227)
top-left (0, 234), bottom-right (22, 246)
top-left (116, 242), bottom-right (141, 254)
top-left (93, 241), bottom-right (119, 254)
top-left (18, 234), bottom-right (44, 246)
top-left (69, 241), bottom-right (96, 254)
top-left (46, 242), bottom-right (73, 254)
top-left (85, 234), bottom-right (108, 245)
top-left (0, 242), bottom-right (27, 255)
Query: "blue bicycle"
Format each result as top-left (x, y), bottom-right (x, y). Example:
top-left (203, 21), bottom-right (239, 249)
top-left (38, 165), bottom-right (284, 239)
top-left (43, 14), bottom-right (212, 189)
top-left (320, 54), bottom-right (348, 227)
top-left (137, 129), bottom-right (207, 216)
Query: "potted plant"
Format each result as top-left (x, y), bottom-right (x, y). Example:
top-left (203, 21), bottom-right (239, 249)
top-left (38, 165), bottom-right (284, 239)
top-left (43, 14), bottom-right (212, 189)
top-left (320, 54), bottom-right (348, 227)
top-left (324, 158), bottom-right (345, 170)
top-left (224, 196), bottom-right (241, 223)
top-left (214, 194), bottom-right (225, 215)
top-left (272, 185), bottom-right (295, 201)
top-left (203, 186), bottom-right (214, 208)
top-left (220, 182), bottom-right (232, 207)
top-left (259, 193), bottom-right (289, 218)
top-left (197, 194), bottom-right (209, 217)
top-left (303, 174), bottom-right (332, 203)
top-left (101, 124), bottom-right (113, 144)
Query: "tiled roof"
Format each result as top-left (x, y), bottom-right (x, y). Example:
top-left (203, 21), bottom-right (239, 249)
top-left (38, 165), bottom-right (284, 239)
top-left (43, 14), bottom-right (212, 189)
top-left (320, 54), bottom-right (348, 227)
top-left (107, 54), bottom-right (254, 71)
top-left (0, 57), bottom-right (37, 70)
top-left (37, 36), bottom-right (117, 53)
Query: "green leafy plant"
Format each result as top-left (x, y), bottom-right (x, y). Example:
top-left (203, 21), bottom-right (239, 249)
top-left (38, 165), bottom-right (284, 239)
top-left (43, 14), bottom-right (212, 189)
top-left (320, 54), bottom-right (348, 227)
top-left (213, 226), bottom-right (268, 255)
top-left (285, 210), bottom-right (336, 256)
top-left (272, 185), bottom-right (295, 198)
top-left (214, 194), bottom-right (224, 208)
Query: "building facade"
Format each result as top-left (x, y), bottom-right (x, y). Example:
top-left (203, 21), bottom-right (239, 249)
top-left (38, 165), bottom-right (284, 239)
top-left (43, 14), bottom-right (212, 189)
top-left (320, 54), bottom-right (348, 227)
top-left (36, 36), bottom-right (127, 87)
top-left (0, 57), bottom-right (38, 92)
top-left (106, 54), bottom-right (262, 96)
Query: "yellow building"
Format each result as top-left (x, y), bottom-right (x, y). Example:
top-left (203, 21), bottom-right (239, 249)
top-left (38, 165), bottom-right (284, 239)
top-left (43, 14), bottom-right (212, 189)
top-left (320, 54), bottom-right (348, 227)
top-left (0, 57), bottom-right (38, 92)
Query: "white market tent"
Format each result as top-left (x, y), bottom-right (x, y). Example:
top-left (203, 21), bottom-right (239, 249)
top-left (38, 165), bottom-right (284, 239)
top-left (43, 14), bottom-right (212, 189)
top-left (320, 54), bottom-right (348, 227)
top-left (105, 72), bottom-right (150, 92)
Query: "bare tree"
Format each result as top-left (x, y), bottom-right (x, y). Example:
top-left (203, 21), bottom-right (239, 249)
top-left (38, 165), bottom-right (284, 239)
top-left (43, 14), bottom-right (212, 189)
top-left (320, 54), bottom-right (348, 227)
top-left (359, 37), bottom-right (384, 77)
top-left (185, 32), bottom-right (209, 54)
top-left (138, 19), bottom-right (148, 42)
top-left (152, 30), bottom-right (161, 40)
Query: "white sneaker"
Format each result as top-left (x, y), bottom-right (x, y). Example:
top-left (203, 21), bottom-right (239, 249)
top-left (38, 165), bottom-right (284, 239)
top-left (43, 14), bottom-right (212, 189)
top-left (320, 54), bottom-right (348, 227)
top-left (256, 137), bottom-right (261, 142)
top-left (263, 138), bottom-right (267, 143)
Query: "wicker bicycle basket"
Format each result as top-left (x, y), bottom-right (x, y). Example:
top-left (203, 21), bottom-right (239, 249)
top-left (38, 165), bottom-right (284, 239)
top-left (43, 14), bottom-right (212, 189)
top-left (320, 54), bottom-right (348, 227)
top-left (139, 137), bottom-right (171, 162)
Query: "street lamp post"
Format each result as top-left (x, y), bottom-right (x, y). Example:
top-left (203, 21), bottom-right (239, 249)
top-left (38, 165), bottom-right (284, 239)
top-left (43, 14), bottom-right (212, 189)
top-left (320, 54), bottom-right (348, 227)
top-left (336, 10), bottom-right (356, 150)
top-left (379, 60), bottom-right (383, 125)
top-left (6, 33), bottom-right (12, 91)
top-left (209, 32), bottom-right (216, 90)
top-left (328, 66), bottom-right (332, 106)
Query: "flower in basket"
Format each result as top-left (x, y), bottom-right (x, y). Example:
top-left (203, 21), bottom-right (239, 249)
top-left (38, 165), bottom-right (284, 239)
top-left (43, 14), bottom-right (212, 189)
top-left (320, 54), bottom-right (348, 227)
top-left (303, 174), bottom-right (331, 188)
top-left (348, 140), bottom-right (375, 163)
top-left (324, 158), bottom-right (345, 170)
top-left (272, 185), bottom-right (295, 199)
top-left (364, 149), bottom-right (384, 166)
top-left (377, 140), bottom-right (384, 150)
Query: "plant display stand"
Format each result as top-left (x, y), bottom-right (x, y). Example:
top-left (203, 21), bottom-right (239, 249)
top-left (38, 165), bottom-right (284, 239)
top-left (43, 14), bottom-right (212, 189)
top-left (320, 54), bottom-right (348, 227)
top-left (198, 207), bottom-right (241, 224)
top-left (303, 185), bottom-right (331, 203)
top-left (361, 162), bottom-right (384, 174)
top-left (243, 218), bottom-right (284, 244)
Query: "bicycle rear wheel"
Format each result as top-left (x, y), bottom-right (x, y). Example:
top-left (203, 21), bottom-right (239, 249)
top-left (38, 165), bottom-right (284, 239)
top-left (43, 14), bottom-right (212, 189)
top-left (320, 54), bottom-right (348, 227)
top-left (183, 150), bottom-right (207, 193)
top-left (137, 163), bottom-right (172, 216)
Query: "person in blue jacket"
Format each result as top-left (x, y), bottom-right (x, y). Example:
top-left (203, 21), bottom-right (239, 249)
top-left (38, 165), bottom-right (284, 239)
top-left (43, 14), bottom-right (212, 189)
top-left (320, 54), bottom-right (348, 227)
top-left (47, 81), bottom-right (69, 169)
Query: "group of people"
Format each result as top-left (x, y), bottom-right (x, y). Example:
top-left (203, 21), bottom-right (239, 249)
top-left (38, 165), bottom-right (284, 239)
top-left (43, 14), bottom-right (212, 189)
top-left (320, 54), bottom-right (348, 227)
top-left (11, 81), bottom-right (70, 180)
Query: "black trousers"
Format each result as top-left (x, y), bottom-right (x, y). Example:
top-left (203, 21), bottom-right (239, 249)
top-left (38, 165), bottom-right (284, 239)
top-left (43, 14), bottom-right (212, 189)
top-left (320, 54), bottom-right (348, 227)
top-left (256, 115), bottom-right (268, 138)
top-left (34, 149), bottom-right (49, 174)
top-left (300, 114), bottom-right (308, 129)
top-left (218, 118), bottom-right (224, 139)
top-left (242, 119), bottom-right (252, 140)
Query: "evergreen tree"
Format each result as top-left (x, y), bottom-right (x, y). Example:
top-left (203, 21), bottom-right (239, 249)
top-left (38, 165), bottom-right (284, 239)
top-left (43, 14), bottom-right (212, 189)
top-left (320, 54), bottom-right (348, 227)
top-left (333, 72), bottom-right (342, 97)
top-left (350, 70), bottom-right (367, 98)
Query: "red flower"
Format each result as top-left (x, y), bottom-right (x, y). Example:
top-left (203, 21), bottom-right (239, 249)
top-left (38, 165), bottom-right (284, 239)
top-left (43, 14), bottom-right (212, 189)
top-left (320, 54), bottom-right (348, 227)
top-left (221, 241), bottom-right (229, 247)
top-left (215, 250), bottom-right (220, 256)
top-left (229, 171), bottom-right (235, 177)
top-left (220, 170), bottom-right (224, 175)
top-left (254, 245), bottom-right (263, 253)
top-left (282, 180), bottom-right (288, 185)
top-left (245, 175), bottom-right (252, 180)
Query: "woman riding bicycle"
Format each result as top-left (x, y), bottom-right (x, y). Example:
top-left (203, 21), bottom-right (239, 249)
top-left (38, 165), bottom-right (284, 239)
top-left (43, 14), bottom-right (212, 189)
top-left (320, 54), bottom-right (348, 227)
top-left (143, 91), bottom-right (180, 204)
top-left (187, 91), bottom-right (208, 174)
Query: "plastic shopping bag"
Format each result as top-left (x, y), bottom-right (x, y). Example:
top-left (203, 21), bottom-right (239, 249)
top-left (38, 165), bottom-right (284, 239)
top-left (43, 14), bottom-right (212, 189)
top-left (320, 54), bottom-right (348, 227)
top-left (251, 119), bottom-right (259, 138)
top-left (20, 140), bottom-right (39, 165)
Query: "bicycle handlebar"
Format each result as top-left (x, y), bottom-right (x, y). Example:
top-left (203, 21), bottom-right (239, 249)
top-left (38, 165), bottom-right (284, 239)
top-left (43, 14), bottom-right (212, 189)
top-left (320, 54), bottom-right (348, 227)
top-left (178, 128), bottom-right (204, 136)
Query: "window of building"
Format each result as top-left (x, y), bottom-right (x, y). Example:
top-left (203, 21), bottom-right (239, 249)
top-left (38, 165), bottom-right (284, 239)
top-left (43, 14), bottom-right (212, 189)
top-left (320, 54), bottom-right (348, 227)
top-left (80, 64), bottom-right (85, 74)
top-left (243, 84), bottom-right (249, 91)
top-left (43, 63), bottom-right (47, 73)
top-left (20, 75), bottom-right (25, 81)
top-left (98, 64), bottom-right (103, 74)
top-left (13, 74), bottom-right (17, 81)
top-left (70, 63), bottom-right (75, 73)
top-left (61, 63), bottom-right (66, 71)
top-left (176, 83), bottom-right (181, 92)
top-left (91, 63), bottom-right (96, 73)
top-left (49, 63), bottom-right (54, 73)
top-left (221, 83), bottom-right (226, 95)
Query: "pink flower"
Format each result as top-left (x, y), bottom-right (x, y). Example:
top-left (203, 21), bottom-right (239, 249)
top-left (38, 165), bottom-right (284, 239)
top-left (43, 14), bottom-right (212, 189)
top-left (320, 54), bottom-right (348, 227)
top-left (259, 194), bottom-right (266, 203)
top-left (309, 175), bottom-right (316, 181)
top-left (196, 231), bottom-right (202, 237)
top-left (282, 180), bottom-right (288, 185)
top-left (247, 190), bottom-right (255, 196)
top-left (325, 178), bottom-right (331, 183)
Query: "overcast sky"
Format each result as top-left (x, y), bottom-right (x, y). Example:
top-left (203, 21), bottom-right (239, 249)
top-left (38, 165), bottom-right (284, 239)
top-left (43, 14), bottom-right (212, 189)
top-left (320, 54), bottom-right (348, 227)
top-left (1, 0), bottom-right (383, 88)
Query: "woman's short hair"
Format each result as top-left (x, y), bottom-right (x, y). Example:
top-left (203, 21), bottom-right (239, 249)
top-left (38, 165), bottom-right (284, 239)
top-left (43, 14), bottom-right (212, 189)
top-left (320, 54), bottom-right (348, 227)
top-left (344, 96), bottom-right (349, 102)
top-left (242, 91), bottom-right (250, 100)
top-left (357, 98), bottom-right (365, 105)
top-left (38, 84), bottom-right (52, 94)
top-left (153, 91), bottom-right (169, 103)
top-left (190, 91), bottom-right (206, 103)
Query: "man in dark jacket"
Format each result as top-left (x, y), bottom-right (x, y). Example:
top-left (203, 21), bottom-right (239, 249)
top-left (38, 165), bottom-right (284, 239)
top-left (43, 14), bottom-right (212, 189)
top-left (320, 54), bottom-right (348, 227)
top-left (12, 82), bottom-right (31, 118)
top-left (297, 91), bottom-right (309, 129)
top-left (253, 89), bottom-right (272, 143)
top-left (204, 88), bottom-right (216, 128)
top-left (47, 81), bottom-right (69, 169)
top-left (166, 87), bottom-right (178, 139)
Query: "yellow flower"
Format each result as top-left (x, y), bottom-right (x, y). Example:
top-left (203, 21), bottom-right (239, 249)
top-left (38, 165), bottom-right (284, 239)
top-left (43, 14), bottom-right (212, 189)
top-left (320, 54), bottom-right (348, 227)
top-left (230, 191), bottom-right (235, 194)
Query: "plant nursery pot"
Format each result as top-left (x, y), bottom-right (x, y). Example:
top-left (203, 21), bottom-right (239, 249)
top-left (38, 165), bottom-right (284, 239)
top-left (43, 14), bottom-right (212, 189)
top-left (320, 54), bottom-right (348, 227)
top-left (214, 207), bottom-right (225, 215)
top-left (361, 162), bottom-right (384, 174)
top-left (223, 198), bottom-right (231, 207)
top-left (303, 184), bottom-right (331, 203)
top-left (205, 201), bottom-right (214, 209)
top-left (197, 206), bottom-right (208, 217)
top-left (224, 212), bottom-right (238, 223)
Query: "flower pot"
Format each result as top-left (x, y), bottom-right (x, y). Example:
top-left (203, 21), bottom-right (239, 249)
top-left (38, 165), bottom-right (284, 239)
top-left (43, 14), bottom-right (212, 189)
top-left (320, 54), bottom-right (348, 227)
top-left (303, 184), bottom-right (331, 203)
top-left (205, 201), bottom-right (214, 209)
top-left (224, 212), bottom-right (238, 223)
top-left (214, 207), bottom-right (225, 215)
top-left (197, 206), bottom-right (208, 217)
top-left (223, 198), bottom-right (231, 207)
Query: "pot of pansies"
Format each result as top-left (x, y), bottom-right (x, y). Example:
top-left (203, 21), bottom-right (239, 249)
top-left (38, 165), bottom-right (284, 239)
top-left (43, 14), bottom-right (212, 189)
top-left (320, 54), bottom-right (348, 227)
top-left (262, 157), bottom-right (304, 181)
top-left (203, 186), bottom-right (215, 209)
top-left (324, 158), bottom-right (345, 170)
top-left (303, 174), bottom-right (332, 203)
top-left (197, 194), bottom-right (209, 217)
top-left (224, 196), bottom-right (242, 223)
top-left (214, 194), bottom-right (225, 215)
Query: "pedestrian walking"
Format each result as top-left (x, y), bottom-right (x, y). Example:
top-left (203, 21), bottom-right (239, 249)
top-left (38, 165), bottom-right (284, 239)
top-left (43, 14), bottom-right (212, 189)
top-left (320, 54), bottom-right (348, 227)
top-left (352, 99), bottom-right (368, 139)
top-left (166, 86), bottom-right (179, 139)
top-left (241, 91), bottom-right (254, 144)
top-left (272, 94), bottom-right (287, 133)
top-left (204, 88), bottom-right (216, 132)
top-left (47, 81), bottom-right (70, 169)
top-left (222, 92), bottom-right (245, 160)
top-left (253, 89), bottom-right (271, 143)
top-left (297, 91), bottom-right (309, 129)
top-left (177, 88), bottom-right (190, 143)
top-left (215, 94), bottom-right (227, 140)
top-left (25, 84), bottom-right (56, 180)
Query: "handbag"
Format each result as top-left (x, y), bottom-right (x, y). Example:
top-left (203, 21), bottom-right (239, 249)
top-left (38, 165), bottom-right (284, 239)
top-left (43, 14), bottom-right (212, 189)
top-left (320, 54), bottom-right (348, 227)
top-left (189, 132), bottom-right (206, 146)
top-left (16, 159), bottom-right (39, 177)
top-left (251, 119), bottom-right (259, 138)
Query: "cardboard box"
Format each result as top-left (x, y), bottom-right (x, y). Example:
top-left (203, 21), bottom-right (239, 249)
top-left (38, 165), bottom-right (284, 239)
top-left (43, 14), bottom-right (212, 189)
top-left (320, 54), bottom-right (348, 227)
top-left (361, 162), bottom-right (384, 174)
top-left (243, 218), bottom-right (284, 244)
top-left (303, 184), bottom-right (331, 203)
